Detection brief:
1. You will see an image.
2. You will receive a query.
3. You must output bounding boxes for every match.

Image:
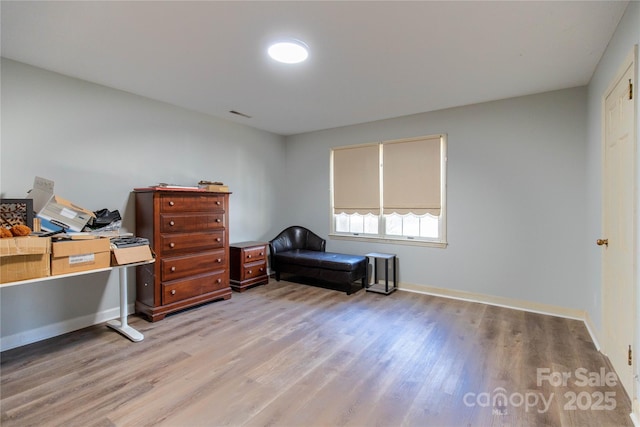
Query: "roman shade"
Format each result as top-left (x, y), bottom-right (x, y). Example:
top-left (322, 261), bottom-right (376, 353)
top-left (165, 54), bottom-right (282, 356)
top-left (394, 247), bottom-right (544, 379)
top-left (382, 136), bottom-right (441, 216)
top-left (332, 144), bottom-right (380, 215)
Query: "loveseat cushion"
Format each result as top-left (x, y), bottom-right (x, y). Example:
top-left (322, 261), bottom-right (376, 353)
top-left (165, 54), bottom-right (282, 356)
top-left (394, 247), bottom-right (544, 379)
top-left (274, 249), bottom-right (366, 272)
top-left (273, 249), bottom-right (321, 268)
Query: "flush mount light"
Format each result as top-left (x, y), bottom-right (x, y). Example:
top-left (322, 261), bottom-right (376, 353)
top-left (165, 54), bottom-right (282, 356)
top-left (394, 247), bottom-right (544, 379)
top-left (268, 40), bottom-right (309, 64)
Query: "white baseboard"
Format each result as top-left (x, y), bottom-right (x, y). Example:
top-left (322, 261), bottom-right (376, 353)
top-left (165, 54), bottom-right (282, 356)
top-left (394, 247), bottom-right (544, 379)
top-left (399, 282), bottom-right (602, 350)
top-left (632, 399), bottom-right (640, 427)
top-left (0, 304), bottom-right (134, 352)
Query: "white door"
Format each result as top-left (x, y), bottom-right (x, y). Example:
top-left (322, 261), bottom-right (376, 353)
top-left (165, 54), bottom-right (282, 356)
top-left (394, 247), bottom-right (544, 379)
top-left (602, 49), bottom-right (636, 402)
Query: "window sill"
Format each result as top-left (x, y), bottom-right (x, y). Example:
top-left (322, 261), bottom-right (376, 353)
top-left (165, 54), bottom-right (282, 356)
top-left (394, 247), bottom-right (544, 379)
top-left (329, 233), bottom-right (448, 249)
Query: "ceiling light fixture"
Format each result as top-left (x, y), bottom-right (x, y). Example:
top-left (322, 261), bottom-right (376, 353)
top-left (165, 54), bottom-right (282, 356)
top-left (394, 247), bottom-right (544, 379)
top-left (268, 39), bottom-right (309, 64)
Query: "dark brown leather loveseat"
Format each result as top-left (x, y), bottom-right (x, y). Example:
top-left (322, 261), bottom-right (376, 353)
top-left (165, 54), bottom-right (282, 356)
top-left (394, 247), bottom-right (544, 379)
top-left (269, 226), bottom-right (367, 295)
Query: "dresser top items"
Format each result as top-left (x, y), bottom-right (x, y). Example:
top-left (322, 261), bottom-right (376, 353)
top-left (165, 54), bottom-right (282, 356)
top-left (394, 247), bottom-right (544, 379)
top-left (133, 181), bottom-right (231, 193)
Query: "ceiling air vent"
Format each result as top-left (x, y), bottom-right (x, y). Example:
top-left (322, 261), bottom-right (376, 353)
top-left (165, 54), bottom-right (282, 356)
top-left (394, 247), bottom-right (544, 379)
top-left (229, 110), bottom-right (252, 119)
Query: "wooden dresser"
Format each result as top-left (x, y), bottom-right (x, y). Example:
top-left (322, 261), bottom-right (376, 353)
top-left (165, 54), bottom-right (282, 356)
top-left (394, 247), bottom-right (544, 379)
top-left (229, 241), bottom-right (269, 292)
top-left (134, 188), bottom-right (231, 321)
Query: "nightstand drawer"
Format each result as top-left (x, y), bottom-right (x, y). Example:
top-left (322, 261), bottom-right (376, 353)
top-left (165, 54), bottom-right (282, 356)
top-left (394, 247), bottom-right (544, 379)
top-left (243, 260), bottom-right (267, 280)
top-left (161, 250), bottom-right (226, 281)
top-left (242, 246), bottom-right (266, 262)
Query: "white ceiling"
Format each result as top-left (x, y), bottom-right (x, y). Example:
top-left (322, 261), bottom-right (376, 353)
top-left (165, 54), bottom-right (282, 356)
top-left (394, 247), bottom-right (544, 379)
top-left (1, 1), bottom-right (629, 136)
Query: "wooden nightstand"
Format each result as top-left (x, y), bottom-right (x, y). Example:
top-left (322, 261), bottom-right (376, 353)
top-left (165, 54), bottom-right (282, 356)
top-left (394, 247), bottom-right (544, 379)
top-left (230, 241), bottom-right (269, 292)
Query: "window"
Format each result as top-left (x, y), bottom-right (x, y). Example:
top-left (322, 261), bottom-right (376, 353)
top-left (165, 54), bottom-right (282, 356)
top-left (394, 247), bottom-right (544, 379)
top-left (330, 134), bottom-right (447, 247)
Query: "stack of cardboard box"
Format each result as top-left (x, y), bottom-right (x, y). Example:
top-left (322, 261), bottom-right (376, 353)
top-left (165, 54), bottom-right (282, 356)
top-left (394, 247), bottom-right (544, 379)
top-left (1, 236), bottom-right (154, 284)
top-left (0, 177), bottom-right (155, 284)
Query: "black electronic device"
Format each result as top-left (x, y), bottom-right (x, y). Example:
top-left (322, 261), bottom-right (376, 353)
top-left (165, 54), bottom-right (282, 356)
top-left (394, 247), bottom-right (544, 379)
top-left (110, 237), bottom-right (149, 248)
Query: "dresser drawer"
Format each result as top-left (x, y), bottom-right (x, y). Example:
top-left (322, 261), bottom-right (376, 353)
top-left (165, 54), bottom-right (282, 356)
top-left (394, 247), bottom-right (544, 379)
top-left (160, 231), bottom-right (225, 255)
top-left (161, 249), bottom-right (226, 282)
top-left (242, 246), bottom-right (266, 263)
top-left (242, 260), bottom-right (267, 280)
top-left (162, 271), bottom-right (227, 305)
top-left (160, 213), bottom-right (225, 233)
top-left (159, 194), bottom-right (226, 212)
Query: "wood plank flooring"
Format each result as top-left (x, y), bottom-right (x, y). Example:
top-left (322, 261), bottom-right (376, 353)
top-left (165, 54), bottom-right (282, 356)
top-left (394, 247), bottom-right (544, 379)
top-left (1, 279), bottom-right (633, 427)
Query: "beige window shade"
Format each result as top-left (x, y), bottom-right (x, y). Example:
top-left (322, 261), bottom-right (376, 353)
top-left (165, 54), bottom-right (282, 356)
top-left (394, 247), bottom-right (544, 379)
top-left (333, 144), bottom-right (380, 215)
top-left (383, 136), bottom-right (441, 216)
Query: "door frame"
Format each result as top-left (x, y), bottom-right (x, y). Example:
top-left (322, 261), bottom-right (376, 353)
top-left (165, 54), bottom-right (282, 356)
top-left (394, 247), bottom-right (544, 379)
top-left (601, 44), bottom-right (638, 423)
top-left (634, 43), bottom-right (640, 427)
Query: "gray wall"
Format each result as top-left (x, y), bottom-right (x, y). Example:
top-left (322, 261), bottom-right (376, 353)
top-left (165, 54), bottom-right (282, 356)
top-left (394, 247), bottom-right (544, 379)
top-left (284, 87), bottom-right (589, 313)
top-left (0, 58), bottom-right (287, 349)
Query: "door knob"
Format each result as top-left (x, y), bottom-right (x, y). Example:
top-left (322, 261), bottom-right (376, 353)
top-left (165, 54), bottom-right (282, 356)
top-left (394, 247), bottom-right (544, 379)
top-left (597, 239), bottom-right (609, 247)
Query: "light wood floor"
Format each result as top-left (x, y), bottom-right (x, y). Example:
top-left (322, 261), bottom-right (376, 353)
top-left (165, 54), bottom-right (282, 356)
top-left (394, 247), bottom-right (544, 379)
top-left (1, 279), bottom-right (633, 427)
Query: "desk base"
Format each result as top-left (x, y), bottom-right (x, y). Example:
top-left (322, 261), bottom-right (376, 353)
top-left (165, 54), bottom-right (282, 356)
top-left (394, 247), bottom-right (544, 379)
top-left (107, 265), bottom-right (145, 342)
top-left (106, 319), bottom-right (144, 342)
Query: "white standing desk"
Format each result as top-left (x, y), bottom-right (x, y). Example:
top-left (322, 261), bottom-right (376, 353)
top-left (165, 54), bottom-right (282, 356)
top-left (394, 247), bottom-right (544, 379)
top-left (0, 259), bottom-right (154, 342)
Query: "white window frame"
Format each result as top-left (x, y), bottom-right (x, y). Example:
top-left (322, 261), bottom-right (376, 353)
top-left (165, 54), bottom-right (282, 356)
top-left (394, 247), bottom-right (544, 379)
top-left (330, 134), bottom-right (447, 248)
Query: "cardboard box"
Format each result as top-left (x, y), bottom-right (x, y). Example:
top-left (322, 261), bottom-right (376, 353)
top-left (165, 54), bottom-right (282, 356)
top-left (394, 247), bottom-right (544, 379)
top-left (111, 245), bottom-right (154, 266)
top-left (0, 236), bottom-right (51, 283)
top-left (27, 176), bottom-right (95, 232)
top-left (51, 238), bottom-right (111, 275)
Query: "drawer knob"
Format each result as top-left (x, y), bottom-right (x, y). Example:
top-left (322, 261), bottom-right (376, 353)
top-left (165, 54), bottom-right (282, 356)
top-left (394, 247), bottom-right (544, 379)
top-left (216, 218), bottom-right (221, 223)
top-left (216, 278), bottom-right (222, 283)
top-left (171, 290), bottom-right (176, 295)
top-left (216, 201), bottom-right (221, 205)
top-left (170, 242), bottom-right (175, 248)
top-left (217, 258), bottom-right (222, 263)
top-left (170, 266), bottom-right (176, 272)
top-left (144, 283), bottom-right (149, 287)
top-left (169, 201), bottom-right (175, 206)
top-left (260, 252), bottom-right (264, 256)
top-left (169, 220), bottom-right (175, 226)
top-left (216, 238), bottom-right (221, 242)
top-left (260, 268), bottom-right (264, 272)
top-left (247, 254), bottom-right (252, 259)
top-left (248, 270), bottom-right (252, 274)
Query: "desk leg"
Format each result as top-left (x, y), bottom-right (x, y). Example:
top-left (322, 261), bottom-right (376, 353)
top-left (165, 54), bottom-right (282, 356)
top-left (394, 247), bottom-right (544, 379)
top-left (107, 267), bottom-right (144, 342)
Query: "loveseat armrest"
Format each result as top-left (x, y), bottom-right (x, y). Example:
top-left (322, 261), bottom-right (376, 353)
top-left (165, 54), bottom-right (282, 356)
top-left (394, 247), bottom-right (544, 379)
top-left (305, 231), bottom-right (326, 252)
top-left (269, 226), bottom-right (326, 254)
